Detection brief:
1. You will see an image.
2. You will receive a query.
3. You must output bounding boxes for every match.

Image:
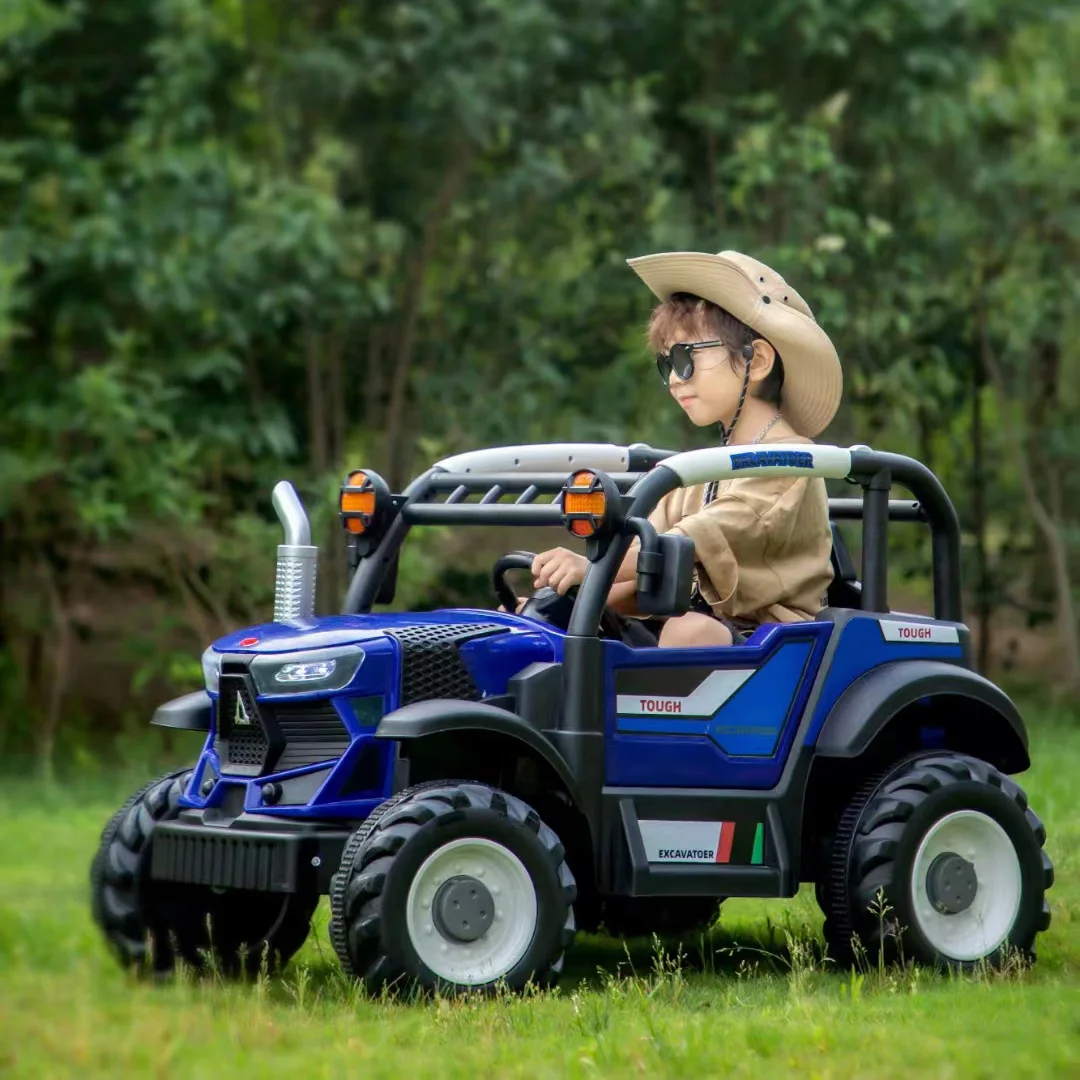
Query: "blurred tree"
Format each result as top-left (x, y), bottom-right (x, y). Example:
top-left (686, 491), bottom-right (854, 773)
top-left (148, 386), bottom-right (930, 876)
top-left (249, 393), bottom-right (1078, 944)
top-left (0, 0), bottom-right (1076, 770)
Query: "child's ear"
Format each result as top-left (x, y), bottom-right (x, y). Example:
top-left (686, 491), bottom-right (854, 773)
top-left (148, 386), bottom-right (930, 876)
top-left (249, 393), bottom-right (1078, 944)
top-left (748, 338), bottom-right (776, 383)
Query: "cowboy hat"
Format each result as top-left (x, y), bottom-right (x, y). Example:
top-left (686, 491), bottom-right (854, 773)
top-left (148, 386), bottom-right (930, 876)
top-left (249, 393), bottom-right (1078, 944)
top-left (627, 250), bottom-right (842, 437)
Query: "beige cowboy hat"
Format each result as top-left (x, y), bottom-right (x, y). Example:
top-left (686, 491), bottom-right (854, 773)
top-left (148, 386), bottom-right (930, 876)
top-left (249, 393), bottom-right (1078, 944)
top-left (627, 250), bottom-right (842, 437)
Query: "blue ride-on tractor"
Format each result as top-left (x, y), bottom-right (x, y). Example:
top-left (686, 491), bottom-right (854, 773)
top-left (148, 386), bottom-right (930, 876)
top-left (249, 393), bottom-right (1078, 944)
top-left (91, 441), bottom-right (1054, 990)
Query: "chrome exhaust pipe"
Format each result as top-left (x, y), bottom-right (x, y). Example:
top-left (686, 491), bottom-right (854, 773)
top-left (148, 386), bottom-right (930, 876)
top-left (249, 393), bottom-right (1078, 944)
top-left (272, 481), bottom-right (317, 623)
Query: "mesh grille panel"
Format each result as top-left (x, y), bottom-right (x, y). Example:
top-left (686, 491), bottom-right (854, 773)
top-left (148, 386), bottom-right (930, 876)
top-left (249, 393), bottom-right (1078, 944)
top-left (388, 623), bottom-right (504, 706)
top-left (216, 680), bottom-right (269, 772)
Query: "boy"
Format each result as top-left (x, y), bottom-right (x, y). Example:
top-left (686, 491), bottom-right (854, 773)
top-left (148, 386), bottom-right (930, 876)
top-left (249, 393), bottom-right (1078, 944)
top-left (531, 249), bottom-right (842, 647)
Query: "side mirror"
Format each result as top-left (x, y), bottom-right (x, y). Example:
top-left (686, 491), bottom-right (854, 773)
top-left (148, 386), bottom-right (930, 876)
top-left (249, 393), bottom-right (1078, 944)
top-left (630, 522), bottom-right (694, 617)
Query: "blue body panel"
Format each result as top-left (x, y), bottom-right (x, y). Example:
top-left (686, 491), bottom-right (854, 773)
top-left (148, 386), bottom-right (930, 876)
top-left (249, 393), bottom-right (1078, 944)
top-left (180, 607), bottom-right (970, 814)
top-left (803, 616), bottom-right (964, 746)
top-left (182, 610), bottom-right (561, 817)
top-left (606, 623), bottom-right (831, 790)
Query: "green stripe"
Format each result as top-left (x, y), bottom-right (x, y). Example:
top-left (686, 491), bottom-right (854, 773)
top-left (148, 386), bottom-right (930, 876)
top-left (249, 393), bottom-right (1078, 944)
top-left (751, 822), bottom-right (764, 865)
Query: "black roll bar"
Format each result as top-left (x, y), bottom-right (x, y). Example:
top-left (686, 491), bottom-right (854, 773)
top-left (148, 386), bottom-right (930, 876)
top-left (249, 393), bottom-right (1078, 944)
top-left (567, 449), bottom-right (962, 637)
top-left (341, 449), bottom-right (962, 627)
top-left (848, 449), bottom-right (962, 624)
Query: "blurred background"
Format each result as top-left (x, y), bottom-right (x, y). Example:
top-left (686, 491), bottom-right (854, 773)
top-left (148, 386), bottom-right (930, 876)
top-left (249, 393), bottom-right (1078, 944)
top-left (1, 0), bottom-right (1077, 777)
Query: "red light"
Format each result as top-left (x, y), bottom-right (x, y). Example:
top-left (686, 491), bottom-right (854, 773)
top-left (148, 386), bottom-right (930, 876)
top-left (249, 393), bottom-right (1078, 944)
top-left (239, 636), bottom-right (259, 647)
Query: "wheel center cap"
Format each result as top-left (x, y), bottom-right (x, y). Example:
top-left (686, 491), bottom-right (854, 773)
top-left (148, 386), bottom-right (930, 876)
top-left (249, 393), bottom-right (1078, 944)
top-left (432, 875), bottom-right (495, 943)
top-left (926, 851), bottom-right (978, 915)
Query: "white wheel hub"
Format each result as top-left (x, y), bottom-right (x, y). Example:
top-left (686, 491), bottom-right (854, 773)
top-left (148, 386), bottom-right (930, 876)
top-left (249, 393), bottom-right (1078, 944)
top-left (910, 809), bottom-right (1022, 961)
top-left (405, 837), bottom-right (538, 985)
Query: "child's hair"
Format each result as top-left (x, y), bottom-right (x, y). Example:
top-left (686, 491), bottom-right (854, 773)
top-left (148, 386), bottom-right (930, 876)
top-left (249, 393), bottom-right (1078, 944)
top-left (647, 292), bottom-right (784, 405)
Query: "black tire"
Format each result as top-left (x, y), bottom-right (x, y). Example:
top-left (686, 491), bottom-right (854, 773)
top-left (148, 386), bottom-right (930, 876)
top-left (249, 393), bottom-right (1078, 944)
top-left (330, 781), bottom-right (577, 994)
top-left (91, 771), bottom-right (316, 976)
top-left (822, 753), bottom-right (1053, 969)
top-left (599, 896), bottom-right (721, 941)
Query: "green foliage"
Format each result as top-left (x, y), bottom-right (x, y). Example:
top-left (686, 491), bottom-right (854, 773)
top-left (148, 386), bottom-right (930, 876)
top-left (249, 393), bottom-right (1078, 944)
top-left (1, 0), bottom-right (1078, 760)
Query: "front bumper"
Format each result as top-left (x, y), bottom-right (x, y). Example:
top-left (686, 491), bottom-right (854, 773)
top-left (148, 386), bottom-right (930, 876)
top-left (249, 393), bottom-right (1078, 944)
top-left (151, 810), bottom-right (352, 894)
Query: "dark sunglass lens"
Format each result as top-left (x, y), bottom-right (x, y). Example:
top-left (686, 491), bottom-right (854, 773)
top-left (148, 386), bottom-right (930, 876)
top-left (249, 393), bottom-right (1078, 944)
top-left (655, 355), bottom-right (672, 385)
top-left (670, 343), bottom-right (695, 380)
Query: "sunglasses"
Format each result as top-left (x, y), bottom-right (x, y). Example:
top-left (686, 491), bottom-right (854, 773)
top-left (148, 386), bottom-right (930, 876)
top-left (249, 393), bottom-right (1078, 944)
top-left (654, 339), bottom-right (728, 386)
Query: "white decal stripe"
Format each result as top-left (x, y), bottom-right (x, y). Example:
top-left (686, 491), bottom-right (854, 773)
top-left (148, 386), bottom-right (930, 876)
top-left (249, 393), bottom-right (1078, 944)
top-left (879, 621), bottom-right (960, 644)
top-left (640, 820), bottom-right (722, 863)
top-left (616, 668), bottom-right (754, 717)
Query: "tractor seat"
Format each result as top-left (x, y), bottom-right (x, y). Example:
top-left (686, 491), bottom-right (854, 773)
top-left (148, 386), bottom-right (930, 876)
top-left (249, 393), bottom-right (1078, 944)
top-left (826, 522), bottom-right (863, 610)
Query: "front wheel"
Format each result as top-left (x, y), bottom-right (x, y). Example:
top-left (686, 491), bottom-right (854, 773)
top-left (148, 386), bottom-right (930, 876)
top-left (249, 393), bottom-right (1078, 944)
top-left (822, 753), bottom-right (1053, 969)
top-left (330, 782), bottom-right (577, 993)
top-left (91, 772), bottom-right (316, 975)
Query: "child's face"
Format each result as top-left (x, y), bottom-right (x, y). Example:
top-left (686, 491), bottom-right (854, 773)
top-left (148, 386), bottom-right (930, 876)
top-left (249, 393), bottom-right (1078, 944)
top-left (661, 321), bottom-right (748, 428)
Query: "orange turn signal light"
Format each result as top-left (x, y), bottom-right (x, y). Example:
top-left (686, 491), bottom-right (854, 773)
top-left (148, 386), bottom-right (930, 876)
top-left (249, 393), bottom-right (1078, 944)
top-left (562, 469), bottom-right (612, 539)
top-left (340, 472), bottom-right (376, 534)
top-left (339, 469), bottom-right (391, 539)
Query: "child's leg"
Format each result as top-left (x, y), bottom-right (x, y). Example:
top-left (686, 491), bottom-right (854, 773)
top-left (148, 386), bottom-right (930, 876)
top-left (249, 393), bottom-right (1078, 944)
top-left (657, 612), bottom-right (733, 648)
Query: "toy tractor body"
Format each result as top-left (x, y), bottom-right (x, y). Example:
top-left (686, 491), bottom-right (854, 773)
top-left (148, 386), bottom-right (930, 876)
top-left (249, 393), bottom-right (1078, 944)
top-left (92, 442), bottom-right (1052, 989)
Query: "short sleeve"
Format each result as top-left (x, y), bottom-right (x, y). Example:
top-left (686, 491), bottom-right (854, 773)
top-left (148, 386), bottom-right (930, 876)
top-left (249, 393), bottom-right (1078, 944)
top-left (668, 475), bottom-right (810, 609)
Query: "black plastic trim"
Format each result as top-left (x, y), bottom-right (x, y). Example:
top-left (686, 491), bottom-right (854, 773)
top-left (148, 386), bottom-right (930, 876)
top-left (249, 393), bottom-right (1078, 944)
top-left (627, 444), bottom-right (677, 471)
top-left (151, 816), bottom-right (352, 893)
top-left (375, 699), bottom-right (583, 808)
top-left (508, 661), bottom-right (564, 731)
top-left (603, 787), bottom-right (793, 896)
top-left (151, 690), bottom-right (212, 731)
top-left (815, 660), bottom-right (1029, 771)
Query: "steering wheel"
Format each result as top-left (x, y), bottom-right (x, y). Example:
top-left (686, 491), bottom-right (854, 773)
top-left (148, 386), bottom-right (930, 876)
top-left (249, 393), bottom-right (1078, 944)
top-left (492, 551), bottom-right (571, 622)
top-left (492, 551), bottom-right (634, 640)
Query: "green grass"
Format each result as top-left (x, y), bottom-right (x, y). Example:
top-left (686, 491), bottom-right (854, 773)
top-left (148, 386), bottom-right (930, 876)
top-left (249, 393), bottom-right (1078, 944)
top-left (1, 716), bottom-right (1078, 1079)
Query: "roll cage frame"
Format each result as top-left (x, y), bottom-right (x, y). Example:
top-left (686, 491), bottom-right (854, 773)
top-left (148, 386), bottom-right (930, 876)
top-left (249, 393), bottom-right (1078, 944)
top-left (341, 441), bottom-right (963, 629)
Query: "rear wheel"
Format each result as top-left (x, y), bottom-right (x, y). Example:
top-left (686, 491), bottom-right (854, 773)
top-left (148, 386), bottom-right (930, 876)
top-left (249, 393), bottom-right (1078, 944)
top-left (822, 753), bottom-right (1053, 968)
top-left (330, 781), bottom-right (576, 993)
top-left (91, 772), bottom-right (316, 975)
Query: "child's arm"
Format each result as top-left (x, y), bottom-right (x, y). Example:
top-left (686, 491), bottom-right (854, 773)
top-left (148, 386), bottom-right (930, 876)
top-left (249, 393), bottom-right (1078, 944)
top-left (607, 553), bottom-right (641, 614)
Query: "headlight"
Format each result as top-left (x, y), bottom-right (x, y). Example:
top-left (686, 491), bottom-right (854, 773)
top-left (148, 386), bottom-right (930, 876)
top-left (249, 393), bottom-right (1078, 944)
top-left (202, 647), bottom-right (222, 693)
top-left (275, 659), bottom-right (336, 684)
top-left (249, 646), bottom-right (365, 695)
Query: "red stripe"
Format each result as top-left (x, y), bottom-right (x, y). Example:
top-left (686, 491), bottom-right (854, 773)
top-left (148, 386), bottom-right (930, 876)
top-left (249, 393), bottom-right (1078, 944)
top-left (716, 821), bottom-right (735, 864)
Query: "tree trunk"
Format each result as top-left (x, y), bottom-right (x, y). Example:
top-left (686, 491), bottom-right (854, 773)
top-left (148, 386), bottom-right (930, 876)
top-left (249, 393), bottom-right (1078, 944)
top-left (971, 348), bottom-right (991, 674)
top-left (365, 323), bottom-right (387, 441)
top-left (306, 329), bottom-right (328, 475)
top-left (384, 146), bottom-right (472, 489)
top-left (36, 557), bottom-right (72, 783)
top-left (978, 306), bottom-right (1080, 692)
top-left (323, 328), bottom-right (347, 612)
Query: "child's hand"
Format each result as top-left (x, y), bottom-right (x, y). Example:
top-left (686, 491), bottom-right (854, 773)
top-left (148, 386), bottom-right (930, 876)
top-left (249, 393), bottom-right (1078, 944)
top-left (531, 548), bottom-right (589, 595)
top-left (497, 598), bottom-right (530, 614)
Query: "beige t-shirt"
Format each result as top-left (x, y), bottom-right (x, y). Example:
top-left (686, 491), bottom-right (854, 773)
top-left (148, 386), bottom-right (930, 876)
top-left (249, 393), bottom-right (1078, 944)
top-left (647, 421), bottom-right (833, 625)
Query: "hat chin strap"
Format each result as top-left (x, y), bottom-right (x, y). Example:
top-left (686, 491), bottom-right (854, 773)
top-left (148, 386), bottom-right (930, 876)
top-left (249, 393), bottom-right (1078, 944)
top-left (717, 357), bottom-right (752, 447)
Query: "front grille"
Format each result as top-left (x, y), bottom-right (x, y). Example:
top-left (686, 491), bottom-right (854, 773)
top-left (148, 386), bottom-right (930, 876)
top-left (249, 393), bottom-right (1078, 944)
top-left (227, 724), bottom-right (268, 767)
top-left (388, 623), bottom-right (506, 706)
top-left (151, 823), bottom-right (300, 892)
top-left (215, 673), bottom-right (352, 777)
top-left (263, 701), bottom-right (350, 771)
top-left (216, 678), bottom-right (270, 775)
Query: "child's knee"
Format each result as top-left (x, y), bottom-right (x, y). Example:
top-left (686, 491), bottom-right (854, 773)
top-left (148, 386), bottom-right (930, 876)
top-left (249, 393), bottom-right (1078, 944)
top-left (658, 612), bottom-right (733, 649)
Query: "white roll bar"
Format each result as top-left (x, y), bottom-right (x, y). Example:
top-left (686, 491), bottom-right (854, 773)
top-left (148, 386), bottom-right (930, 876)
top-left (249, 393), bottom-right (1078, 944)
top-left (434, 443), bottom-right (631, 475)
top-left (660, 443), bottom-right (853, 485)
